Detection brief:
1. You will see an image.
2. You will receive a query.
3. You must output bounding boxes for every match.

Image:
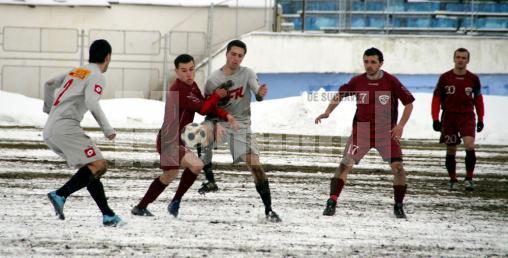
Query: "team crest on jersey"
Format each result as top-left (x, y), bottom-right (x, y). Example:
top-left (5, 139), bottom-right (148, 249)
top-left (378, 95), bottom-right (390, 105)
top-left (465, 87), bottom-right (473, 96)
top-left (84, 147), bottom-right (96, 158)
top-left (69, 68), bottom-right (91, 80)
top-left (187, 94), bottom-right (201, 104)
top-left (94, 85), bottom-right (103, 95)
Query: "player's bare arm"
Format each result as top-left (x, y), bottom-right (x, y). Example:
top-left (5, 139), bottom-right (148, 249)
top-left (315, 92), bottom-right (343, 124)
top-left (391, 102), bottom-right (414, 140)
top-left (214, 88), bottom-right (228, 98)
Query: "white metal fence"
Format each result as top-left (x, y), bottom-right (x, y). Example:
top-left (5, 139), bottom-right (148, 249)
top-left (0, 1), bottom-right (273, 100)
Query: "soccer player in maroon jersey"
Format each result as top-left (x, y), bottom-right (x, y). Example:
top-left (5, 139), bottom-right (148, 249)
top-left (315, 48), bottom-right (415, 218)
top-left (131, 54), bottom-right (238, 217)
top-left (432, 48), bottom-right (484, 191)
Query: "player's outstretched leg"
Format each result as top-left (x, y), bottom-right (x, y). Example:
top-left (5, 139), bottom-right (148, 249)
top-left (198, 163), bottom-right (218, 194)
top-left (393, 185), bottom-right (407, 219)
top-left (103, 214), bottom-right (125, 227)
top-left (255, 179), bottom-right (281, 222)
top-left (87, 178), bottom-right (125, 226)
top-left (48, 165), bottom-right (96, 220)
top-left (132, 176), bottom-right (168, 217)
top-left (323, 198), bottom-right (337, 216)
top-left (168, 199), bottom-right (181, 218)
top-left (168, 169), bottom-right (198, 217)
top-left (445, 145), bottom-right (459, 190)
top-left (391, 162), bottom-right (407, 219)
top-left (323, 177), bottom-right (345, 216)
top-left (251, 168), bottom-right (281, 222)
top-left (464, 148), bottom-right (476, 191)
top-left (197, 145), bottom-right (218, 194)
top-left (446, 154), bottom-right (459, 190)
top-left (47, 191), bottom-right (66, 220)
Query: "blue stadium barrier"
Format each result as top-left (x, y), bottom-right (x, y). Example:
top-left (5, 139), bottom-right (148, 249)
top-left (351, 15), bottom-right (367, 27)
top-left (445, 3), bottom-right (465, 12)
top-left (406, 2), bottom-right (434, 12)
top-left (499, 4), bottom-right (508, 12)
top-left (474, 3), bottom-right (497, 12)
top-left (433, 18), bottom-right (457, 28)
top-left (368, 16), bottom-right (385, 28)
top-left (407, 17), bottom-right (432, 28)
top-left (315, 17), bottom-right (338, 29)
top-left (281, 1), bottom-right (508, 31)
top-left (366, 1), bottom-right (385, 11)
top-left (256, 73), bottom-right (508, 100)
top-left (482, 18), bottom-right (508, 28)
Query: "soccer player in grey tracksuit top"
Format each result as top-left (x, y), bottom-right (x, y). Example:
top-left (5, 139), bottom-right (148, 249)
top-left (198, 40), bottom-right (281, 222)
top-left (43, 39), bottom-right (123, 226)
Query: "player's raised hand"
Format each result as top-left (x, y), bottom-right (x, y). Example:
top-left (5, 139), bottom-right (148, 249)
top-left (227, 114), bottom-right (239, 132)
top-left (258, 84), bottom-right (268, 97)
top-left (214, 88), bottom-right (228, 98)
top-left (315, 113), bottom-right (329, 124)
top-left (106, 133), bottom-right (116, 140)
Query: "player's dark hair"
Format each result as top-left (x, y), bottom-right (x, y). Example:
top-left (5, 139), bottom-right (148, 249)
top-left (364, 47), bottom-right (384, 63)
top-left (174, 54), bottom-right (194, 68)
top-left (88, 39), bottom-right (112, 63)
top-left (226, 40), bottom-right (247, 54)
top-left (454, 48), bottom-right (470, 59)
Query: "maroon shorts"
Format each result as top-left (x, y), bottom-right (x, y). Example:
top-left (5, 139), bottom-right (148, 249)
top-left (342, 132), bottom-right (402, 164)
top-left (440, 112), bottom-right (475, 145)
top-left (156, 130), bottom-right (190, 170)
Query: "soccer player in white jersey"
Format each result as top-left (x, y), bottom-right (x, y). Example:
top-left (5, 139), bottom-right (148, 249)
top-left (43, 39), bottom-right (123, 227)
top-left (198, 40), bottom-right (281, 222)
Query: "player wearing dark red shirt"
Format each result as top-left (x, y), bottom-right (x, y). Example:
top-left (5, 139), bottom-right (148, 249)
top-left (131, 54), bottom-right (238, 217)
top-left (432, 48), bottom-right (484, 191)
top-left (315, 48), bottom-right (414, 219)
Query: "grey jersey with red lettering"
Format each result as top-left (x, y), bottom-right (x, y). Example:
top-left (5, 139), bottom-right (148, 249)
top-left (205, 66), bottom-right (260, 124)
top-left (43, 63), bottom-right (114, 138)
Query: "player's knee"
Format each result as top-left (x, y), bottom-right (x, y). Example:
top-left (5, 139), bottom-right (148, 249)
top-left (189, 162), bottom-right (203, 174)
top-left (391, 162), bottom-right (405, 175)
top-left (338, 163), bottom-right (352, 174)
top-left (251, 165), bottom-right (264, 174)
top-left (464, 143), bottom-right (475, 151)
top-left (88, 160), bottom-right (108, 176)
top-left (251, 165), bottom-right (266, 182)
top-left (446, 145), bottom-right (457, 155)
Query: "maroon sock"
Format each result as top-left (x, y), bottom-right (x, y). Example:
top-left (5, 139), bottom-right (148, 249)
top-left (172, 169), bottom-right (197, 202)
top-left (329, 178), bottom-right (345, 202)
top-left (465, 150), bottom-right (476, 179)
top-left (445, 154), bottom-right (457, 181)
top-left (137, 177), bottom-right (167, 208)
top-left (393, 185), bottom-right (407, 203)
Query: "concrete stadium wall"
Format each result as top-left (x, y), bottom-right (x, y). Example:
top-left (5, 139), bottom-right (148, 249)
top-left (200, 32), bottom-right (508, 99)
top-left (206, 32), bottom-right (508, 74)
top-left (0, 4), bottom-right (272, 99)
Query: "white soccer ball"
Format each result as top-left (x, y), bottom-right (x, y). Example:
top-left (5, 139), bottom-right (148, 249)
top-left (181, 122), bottom-right (208, 148)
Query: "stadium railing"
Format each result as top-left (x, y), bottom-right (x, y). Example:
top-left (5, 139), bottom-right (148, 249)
top-left (278, 0), bottom-right (508, 35)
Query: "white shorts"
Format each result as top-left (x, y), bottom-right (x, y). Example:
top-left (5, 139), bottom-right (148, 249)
top-left (44, 133), bottom-right (104, 169)
top-left (201, 122), bottom-right (259, 164)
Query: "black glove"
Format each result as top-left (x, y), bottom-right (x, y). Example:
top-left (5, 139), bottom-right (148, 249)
top-left (433, 120), bottom-right (442, 132)
top-left (477, 121), bottom-right (484, 132)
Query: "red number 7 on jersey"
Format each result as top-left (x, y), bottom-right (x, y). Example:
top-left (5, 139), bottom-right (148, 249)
top-left (53, 79), bottom-right (74, 106)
